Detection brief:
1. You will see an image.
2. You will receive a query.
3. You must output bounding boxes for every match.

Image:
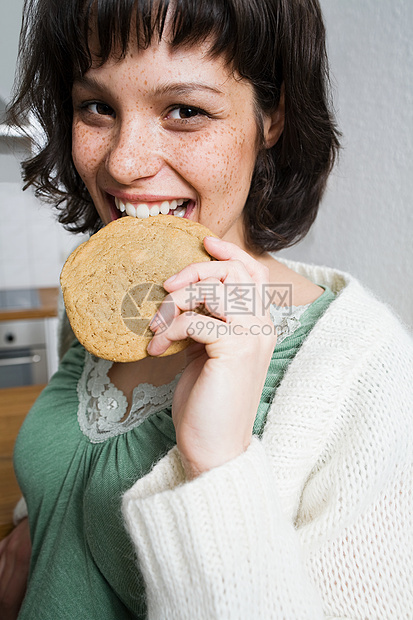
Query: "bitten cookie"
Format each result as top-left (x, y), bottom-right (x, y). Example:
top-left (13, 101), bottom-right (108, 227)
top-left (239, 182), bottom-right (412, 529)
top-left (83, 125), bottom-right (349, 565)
top-left (60, 215), bottom-right (216, 361)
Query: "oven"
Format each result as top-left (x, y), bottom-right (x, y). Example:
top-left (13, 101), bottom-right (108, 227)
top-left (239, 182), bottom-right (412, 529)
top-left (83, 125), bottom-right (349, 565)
top-left (0, 319), bottom-right (49, 388)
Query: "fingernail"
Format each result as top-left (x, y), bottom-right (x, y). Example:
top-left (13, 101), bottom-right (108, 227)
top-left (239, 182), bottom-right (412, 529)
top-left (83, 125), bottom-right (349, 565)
top-left (149, 313), bottom-right (158, 330)
top-left (164, 274), bottom-right (177, 285)
top-left (204, 236), bottom-right (220, 242)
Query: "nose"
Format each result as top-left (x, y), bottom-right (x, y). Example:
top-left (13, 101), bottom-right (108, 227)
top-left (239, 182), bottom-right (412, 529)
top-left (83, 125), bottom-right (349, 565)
top-left (105, 118), bottom-right (163, 185)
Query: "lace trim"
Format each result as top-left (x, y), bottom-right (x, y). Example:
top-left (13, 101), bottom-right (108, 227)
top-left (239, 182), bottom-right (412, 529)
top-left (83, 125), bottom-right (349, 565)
top-left (77, 353), bottom-right (181, 443)
top-left (77, 303), bottom-right (309, 443)
top-left (269, 303), bottom-right (310, 344)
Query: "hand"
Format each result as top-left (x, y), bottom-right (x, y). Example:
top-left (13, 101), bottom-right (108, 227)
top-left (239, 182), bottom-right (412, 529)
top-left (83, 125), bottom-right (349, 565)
top-left (148, 237), bottom-right (277, 478)
top-left (0, 518), bottom-right (31, 620)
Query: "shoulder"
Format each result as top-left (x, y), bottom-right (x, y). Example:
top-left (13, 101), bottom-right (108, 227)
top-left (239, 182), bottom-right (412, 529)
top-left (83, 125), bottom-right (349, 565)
top-left (258, 253), bottom-right (325, 306)
top-left (269, 260), bottom-right (413, 463)
top-left (275, 256), bottom-right (412, 340)
top-left (262, 260), bottom-right (413, 524)
top-left (262, 256), bottom-right (413, 396)
top-left (45, 339), bottom-right (86, 394)
top-left (264, 257), bottom-right (413, 442)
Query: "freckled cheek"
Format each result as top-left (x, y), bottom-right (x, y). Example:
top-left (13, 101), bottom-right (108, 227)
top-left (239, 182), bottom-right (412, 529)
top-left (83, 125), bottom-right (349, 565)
top-left (71, 124), bottom-right (109, 178)
top-left (172, 142), bottom-right (252, 236)
top-left (170, 134), bottom-right (249, 197)
top-left (200, 145), bottom-right (253, 205)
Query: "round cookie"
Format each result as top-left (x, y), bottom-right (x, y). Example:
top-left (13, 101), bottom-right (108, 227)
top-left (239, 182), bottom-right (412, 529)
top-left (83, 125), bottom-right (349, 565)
top-left (60, 215), bottom-right (216, 361)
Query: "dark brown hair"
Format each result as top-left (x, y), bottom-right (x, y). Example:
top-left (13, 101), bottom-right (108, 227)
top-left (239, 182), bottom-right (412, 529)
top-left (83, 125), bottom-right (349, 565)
top-left (7, 0), bottom-right (340, 253)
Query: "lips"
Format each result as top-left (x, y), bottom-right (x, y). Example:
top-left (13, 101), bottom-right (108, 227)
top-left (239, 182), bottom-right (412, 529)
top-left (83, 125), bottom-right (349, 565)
top-left (113, 196), bottom-right (194, 218)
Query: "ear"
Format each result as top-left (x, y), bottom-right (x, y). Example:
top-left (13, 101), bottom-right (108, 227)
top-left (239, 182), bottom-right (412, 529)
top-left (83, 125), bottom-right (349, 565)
top-left (263, 84), bottom-right (285, 149)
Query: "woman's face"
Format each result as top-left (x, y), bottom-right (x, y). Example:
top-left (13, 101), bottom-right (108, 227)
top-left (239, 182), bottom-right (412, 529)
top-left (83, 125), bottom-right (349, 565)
top-left (71, 39), bottom-right (273, 251)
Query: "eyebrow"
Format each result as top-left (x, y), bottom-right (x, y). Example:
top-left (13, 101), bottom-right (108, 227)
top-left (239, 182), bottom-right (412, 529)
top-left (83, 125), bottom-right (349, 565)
top-left (73, 75), bottom-right (107, 93)
top-left (73, 75), bottom-right (226, 98)
top-left (149, 82), bottom-right (226, 98)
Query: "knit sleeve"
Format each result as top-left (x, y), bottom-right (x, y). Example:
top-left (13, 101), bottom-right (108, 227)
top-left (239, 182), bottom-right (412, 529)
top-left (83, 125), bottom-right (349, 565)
top-left (123, 379), bottom-right (413, 620)
top-left (122, 438), bottom-right (325, 620)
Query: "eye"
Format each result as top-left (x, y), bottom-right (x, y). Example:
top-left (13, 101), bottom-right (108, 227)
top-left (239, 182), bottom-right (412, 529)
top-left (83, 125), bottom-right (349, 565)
top-left (166, 106), bottom-right (207, 120)
top-left (83, 102), bottom-right (115, 117)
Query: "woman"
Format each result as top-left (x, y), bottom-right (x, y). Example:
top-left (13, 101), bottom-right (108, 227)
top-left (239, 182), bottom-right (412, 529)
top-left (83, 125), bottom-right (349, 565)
top-left (1, 0), bottom-right (412, 618)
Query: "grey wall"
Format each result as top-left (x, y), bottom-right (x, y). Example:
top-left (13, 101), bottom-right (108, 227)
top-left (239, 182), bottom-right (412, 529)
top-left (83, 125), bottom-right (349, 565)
top-left (280, 0), bottom-right (413, 327)
top-left (0, 0), bottom-right (77, 290)
top-left (0, 0), bottom-right (24, 100)
top-left (0, 0), bottom-right (26, 182)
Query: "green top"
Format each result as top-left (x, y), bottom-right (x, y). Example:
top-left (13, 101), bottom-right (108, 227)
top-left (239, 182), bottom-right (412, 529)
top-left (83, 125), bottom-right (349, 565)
top-left (14, 287), bottom-right (335, 619)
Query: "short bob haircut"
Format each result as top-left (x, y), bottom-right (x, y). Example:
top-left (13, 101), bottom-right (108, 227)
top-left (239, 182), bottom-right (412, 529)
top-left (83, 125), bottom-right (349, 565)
top-left (8, 0), bottom-right (340, 253)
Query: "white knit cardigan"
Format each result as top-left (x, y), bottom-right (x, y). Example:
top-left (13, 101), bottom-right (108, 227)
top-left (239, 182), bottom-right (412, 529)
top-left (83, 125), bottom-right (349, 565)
top-left (122, 260), bottom-right (413, 620)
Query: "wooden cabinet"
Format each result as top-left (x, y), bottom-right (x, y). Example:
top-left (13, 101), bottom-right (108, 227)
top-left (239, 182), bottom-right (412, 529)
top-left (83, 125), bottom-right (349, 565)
top-left (0, 288), bottom-right (60, 388)
top-left (0, 287), bottom-right (59, 538)
top-left (0, 287), bottom-right (59, 322)
top-left (0, 384), bottom-right (45, 540)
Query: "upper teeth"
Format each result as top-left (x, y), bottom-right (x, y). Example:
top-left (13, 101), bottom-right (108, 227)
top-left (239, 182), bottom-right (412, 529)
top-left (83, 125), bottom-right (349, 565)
top-left (115, 197), bottom-right (187, 218)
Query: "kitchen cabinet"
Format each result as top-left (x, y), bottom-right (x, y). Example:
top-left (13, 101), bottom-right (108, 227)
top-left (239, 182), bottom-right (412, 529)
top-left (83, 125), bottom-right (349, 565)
top-left (0, 287), bottom-right (59, 538)
top-left (0, 384), bottom-right (45, 539)
top-left (0, 287), bottom-right (59, 322)
top-left (0, 287), bottom-right (59, 387)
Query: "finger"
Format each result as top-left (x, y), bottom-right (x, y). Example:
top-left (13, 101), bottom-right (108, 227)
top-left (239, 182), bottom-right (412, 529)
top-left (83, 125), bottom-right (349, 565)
top-left (163, 258), bottom-right (252, 293)
top-left (152, 274), bottom-right (265, 334)
top-left (152, 278), bottom-right (227, 330)
top-left (163, 237), bottom-right (269, 291)
top-left (148, 286), bottom-right (223, 339)
top-left (148, 312), bottom-right (229, 356)
top-left (184, 340), bottom-right (207, 365)
top-left (203, 237), bottom-right (270, 284)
